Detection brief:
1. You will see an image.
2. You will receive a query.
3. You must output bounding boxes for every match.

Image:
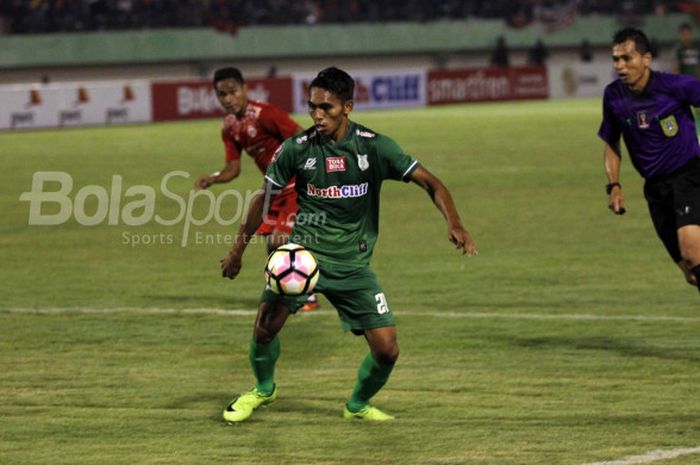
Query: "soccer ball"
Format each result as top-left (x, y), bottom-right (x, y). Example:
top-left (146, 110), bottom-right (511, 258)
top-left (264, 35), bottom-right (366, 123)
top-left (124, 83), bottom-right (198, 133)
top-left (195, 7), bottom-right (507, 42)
top-left (265, 244), bottom-right (319, 296)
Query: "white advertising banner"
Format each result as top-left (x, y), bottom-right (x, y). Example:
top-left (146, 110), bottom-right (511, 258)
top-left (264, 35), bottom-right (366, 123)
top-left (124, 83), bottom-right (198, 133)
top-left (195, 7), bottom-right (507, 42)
top-left (292, 69), bottom-right (427, 114)
top-left (0, 81), bottom-right (152, 130)
top-left (547, 62), bottom-right (616, 99)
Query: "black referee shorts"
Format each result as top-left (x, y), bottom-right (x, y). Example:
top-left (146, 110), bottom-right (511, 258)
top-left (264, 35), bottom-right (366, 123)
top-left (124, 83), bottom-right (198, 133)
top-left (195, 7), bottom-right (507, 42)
top-left (643, 156), bottom-right (700, 263)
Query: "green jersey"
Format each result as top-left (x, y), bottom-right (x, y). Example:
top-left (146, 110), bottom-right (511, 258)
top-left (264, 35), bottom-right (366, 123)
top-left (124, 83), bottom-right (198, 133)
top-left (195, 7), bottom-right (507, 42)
top-left (265, 121), bottom-right (419, 266)
top-left (676, 43), bottom-right (700, 78)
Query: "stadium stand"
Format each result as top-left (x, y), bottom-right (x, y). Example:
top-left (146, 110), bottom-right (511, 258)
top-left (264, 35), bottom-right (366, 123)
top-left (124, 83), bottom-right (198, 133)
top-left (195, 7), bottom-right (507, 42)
top-left (0, 0), bottom-right (687, 33)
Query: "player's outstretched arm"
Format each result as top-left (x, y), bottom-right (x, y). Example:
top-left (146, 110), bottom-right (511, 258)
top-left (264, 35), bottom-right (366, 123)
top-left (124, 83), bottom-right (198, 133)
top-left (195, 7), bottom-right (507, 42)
top-left (195, 160), bottom-right (241, 189)
top-left (603, 143), bottom-right (626, 215)
top-left (221, 181), bottom-right (278, 279)
top-left (409, 166), bottom-right (478, 256)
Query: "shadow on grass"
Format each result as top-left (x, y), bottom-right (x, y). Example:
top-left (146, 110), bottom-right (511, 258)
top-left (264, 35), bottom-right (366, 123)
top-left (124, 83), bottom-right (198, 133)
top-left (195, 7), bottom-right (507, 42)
top-left (164, 391), bottom-right (231, 409)
top-left (508, 335), bottom-right (700, 363)
top-left (166, 391), bottom-right (340, 424)
top-left (141, 293), bottom-right (261, 309)
top-left (164, 391), bottom-right (236, 425)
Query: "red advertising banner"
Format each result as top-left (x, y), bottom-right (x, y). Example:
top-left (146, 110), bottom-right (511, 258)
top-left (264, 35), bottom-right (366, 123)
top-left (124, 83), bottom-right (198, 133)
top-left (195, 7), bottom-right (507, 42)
top-left (427, 66), bottom-right (548, 105)
top-left (151, 77), bottom-right (294, 121)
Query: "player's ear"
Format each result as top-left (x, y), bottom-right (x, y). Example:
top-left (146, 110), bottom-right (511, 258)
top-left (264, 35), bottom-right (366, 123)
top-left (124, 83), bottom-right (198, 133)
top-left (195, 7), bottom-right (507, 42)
top-left (642, 51), bottom-right (652, 66)
top-left (343, 100), bottom-right (353, 115)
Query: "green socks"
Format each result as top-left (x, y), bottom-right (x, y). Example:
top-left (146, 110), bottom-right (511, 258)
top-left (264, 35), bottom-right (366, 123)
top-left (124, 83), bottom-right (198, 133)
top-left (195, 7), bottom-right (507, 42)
top-left (249, 336), bottom-right (280, 395)
top-left (249, 340), bottom-right (394, 409)
top-left (347, 352), bottom-right (395, 412)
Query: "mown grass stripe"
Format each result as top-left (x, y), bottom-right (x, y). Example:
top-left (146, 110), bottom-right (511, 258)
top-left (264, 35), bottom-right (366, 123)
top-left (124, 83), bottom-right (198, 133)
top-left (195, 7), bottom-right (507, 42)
top-left (1, 307), bottom-right (698, 323)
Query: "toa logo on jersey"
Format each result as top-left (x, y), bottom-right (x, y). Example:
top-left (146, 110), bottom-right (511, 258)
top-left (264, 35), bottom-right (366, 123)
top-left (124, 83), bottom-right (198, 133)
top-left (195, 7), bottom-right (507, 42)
top-left (326, 157), bottom-right (346, 172)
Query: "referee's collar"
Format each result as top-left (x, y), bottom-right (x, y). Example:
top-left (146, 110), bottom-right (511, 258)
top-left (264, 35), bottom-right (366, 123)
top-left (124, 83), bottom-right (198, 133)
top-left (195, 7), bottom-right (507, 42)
top-left (624, 69), bottom-right (655, 97)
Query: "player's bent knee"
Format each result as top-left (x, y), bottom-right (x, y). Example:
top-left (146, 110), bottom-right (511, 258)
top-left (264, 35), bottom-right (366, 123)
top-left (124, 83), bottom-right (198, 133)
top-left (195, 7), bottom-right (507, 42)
top-left (253, 326), bottom-right (277, 344)
top-left (253, 319), bottom-right (279, 344)
top-left (374, 346), bottom-right (399, 365)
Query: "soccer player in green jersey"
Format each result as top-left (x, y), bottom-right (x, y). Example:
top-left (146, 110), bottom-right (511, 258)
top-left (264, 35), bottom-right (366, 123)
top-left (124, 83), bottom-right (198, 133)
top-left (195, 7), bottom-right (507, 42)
top-left (674, 23), bottom-right (700, 132)
top-left (220, 67), bottom-right (478, 422)
top-left (674, 23), bottom-right (700, 78)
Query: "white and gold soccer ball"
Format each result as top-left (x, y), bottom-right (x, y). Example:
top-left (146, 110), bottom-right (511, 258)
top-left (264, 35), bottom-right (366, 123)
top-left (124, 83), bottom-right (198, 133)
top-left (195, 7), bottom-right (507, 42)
top-left (264, 244), bottom-right (319, 296)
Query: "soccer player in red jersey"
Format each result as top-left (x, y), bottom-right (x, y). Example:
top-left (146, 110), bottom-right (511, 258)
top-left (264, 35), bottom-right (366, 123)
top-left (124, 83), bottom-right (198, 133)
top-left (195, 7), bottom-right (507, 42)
top-left (196, 67), bottom-right (319, 310)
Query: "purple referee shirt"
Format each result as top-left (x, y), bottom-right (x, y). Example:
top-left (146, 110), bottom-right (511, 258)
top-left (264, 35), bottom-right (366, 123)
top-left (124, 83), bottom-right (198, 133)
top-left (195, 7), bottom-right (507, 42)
top-left (598, 70), bottom-right (700, 179)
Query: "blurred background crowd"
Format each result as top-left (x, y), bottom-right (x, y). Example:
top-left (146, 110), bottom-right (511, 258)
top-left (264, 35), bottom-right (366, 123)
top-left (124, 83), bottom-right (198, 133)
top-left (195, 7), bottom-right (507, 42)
top-left (0, 0), bottom-right (692, 34)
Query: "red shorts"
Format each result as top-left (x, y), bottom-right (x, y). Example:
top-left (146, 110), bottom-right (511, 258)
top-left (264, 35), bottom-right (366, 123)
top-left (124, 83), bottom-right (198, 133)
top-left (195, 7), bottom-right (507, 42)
top-left (256, 187), bottom-right (298, 235)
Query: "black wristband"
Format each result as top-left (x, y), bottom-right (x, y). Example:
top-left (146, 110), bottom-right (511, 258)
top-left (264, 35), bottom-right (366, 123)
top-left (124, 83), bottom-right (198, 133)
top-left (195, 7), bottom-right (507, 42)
top-left (606, 182), bottom-right (621, 195)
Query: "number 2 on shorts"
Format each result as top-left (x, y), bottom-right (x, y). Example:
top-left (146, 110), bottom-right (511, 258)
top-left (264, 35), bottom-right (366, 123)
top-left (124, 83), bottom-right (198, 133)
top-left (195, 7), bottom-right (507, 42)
top-left (375, 292), bottom-right (389, 314)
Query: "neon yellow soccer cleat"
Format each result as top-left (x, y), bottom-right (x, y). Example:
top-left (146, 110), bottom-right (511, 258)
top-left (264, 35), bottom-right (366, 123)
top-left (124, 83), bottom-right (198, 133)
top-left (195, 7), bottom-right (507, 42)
top-left (343, 404), bottom-right (395, 421)
top-left (223, 386), bottom-right (277, 423)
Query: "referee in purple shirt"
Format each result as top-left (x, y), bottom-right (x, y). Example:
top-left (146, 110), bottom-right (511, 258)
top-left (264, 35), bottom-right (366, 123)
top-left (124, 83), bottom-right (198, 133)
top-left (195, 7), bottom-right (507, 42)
top-left (599, 27), bottom-right (700, 291)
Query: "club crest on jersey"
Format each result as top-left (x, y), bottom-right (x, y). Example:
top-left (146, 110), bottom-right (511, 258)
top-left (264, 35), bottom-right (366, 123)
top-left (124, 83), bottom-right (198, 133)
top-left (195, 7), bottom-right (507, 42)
top-left (636, 111), bottom-right (650, 129)
top-left (247, 125), bottom-right (257, 138)
top-left (660, 115), bottom-right (678, 137)
top-left (326, 157), bottom-right (346, 172)
top-left (357, 154), bottom-right (369, 171)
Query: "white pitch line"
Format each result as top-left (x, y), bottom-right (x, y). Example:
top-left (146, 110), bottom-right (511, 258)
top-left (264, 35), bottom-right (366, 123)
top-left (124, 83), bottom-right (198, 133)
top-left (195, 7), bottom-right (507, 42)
top-left (0, 307), bottom-right (257, 317)
top-left (0, 307), bottom-right (698, 323)
top-left (418, 311), bottom-right (700, 323)
top-left (580, 446), bottom-right (700, 465)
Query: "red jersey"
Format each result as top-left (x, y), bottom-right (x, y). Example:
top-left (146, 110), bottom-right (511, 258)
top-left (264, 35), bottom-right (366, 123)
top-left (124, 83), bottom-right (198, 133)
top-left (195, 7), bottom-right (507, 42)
top-left (221, 99), bottom-right (300, 176)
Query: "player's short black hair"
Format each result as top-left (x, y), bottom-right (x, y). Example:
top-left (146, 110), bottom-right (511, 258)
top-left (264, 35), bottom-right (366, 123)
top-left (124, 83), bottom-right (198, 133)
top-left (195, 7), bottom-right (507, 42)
top-left (213, 67), bottom-right (245, 88)
top-left (310, 67), bottom-right (354, 102)
top-left (613, 27), bottom-right (651, 55)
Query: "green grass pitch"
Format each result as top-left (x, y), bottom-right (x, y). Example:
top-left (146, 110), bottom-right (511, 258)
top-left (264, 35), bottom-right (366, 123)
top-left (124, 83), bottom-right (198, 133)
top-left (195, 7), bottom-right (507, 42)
top-left (1, 99), bottom-right (699, 465)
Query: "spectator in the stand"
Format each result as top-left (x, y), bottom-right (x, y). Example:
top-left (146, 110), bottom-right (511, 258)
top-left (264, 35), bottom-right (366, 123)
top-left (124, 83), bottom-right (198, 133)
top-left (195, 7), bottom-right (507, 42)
top-left (490, 35), bottom-right (510, 68)
top-left (303, 0), bottom-right (321, 24)
top-left (27, 0), bottom-right (49, 33)
top-left (507, 0), bottom-right (534, 28)
top-left (527, 38), bottom-right (549, 65)
top-left (0, 8), bottom-right (8, 33)
top-left (673, 22), bottom-right (700, 131)
top-left (579, 38), bottom-right (593, 62)
top-left (0, 0), bottom-right (678, 33)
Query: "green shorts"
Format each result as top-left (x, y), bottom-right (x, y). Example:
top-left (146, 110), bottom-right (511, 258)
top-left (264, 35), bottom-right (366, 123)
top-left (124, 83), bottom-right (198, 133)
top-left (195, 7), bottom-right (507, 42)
top-left (260, 260), bottom-right (395, 334)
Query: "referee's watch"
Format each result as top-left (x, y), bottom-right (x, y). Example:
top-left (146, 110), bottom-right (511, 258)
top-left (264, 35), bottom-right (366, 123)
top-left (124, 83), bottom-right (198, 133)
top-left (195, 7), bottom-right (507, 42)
top-left (605, 182), bottom-right (621, 195)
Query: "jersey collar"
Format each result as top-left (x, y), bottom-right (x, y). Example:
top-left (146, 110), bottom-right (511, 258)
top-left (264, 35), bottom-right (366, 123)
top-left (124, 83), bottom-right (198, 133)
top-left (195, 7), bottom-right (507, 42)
top-left (624, 69), bottom-right (655, 98)
top-left (318, 121), bottom-right (356, 145)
